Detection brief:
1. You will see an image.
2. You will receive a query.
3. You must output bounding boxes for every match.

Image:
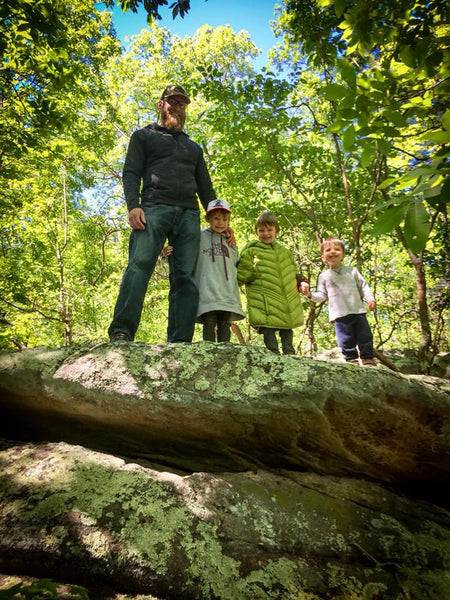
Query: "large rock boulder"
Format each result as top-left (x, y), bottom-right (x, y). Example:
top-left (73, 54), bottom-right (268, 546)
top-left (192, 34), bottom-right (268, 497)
top-left (0, 342), bottom-right (449, 599)
top-left (0, 440), bottom-right (449, 600)
top-left (1, 342), bottom-right (448, 490)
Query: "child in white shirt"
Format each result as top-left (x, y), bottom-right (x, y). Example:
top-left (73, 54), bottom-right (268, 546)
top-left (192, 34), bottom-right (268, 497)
top-left (299, 238), bottom-right (376, 366)
top-left (164, 200), bottom-right (244, 342)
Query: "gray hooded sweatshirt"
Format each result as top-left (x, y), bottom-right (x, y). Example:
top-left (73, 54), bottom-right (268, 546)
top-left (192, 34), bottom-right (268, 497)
top-left (194, 228), bottom-right (245, 322)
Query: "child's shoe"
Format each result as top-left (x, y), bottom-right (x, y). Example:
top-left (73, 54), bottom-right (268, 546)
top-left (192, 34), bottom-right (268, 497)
top-left (361, 358), bottom-right (376, 366)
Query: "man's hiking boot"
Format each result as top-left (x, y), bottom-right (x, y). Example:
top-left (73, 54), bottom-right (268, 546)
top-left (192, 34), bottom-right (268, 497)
top-left (110, 332), bottom-right (131, 342)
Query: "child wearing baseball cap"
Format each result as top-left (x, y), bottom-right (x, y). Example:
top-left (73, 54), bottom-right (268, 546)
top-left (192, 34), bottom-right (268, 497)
top-left (164, 200), bottom-right (245, 342)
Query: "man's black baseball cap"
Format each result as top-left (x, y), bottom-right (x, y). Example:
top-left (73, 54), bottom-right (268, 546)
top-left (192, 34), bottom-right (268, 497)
top-left (160, 84), bottom-right (191, 104)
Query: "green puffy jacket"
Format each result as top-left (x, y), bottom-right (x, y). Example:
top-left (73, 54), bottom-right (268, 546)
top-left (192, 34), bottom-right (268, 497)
top-left (237, 240), bottom-right (303, 330)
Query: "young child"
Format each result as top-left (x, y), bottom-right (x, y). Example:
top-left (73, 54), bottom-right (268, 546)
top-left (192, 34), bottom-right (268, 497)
top-left (164, 199), bottom-right (244, 342)
top-left (237, 211), bottom-right (303, 355)
top-left (299, 237), bottom-right (376, 366)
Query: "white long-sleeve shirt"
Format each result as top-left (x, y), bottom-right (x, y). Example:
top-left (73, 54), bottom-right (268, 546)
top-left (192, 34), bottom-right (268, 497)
top-left (310, 265), bottom-right (374, 322)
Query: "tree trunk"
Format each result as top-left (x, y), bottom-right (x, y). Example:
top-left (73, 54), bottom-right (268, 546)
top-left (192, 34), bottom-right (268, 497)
top-left (395, 227), bottom-right (432, 364)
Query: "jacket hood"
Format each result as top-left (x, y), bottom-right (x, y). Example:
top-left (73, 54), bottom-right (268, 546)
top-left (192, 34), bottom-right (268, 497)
top-left (244, 239), bottom-right (279, 250)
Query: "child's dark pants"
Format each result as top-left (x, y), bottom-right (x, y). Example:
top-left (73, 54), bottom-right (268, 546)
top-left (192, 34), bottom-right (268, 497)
top-left (334, 313), bottom-right (374, 361)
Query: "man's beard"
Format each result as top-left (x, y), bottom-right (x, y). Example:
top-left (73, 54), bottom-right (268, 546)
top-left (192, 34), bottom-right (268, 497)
top-left (160, 109), bottom-right (185, 132)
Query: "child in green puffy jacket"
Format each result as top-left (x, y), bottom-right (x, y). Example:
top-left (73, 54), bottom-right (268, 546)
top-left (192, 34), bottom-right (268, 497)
top-left (237, 211), bottom-right (303, 355)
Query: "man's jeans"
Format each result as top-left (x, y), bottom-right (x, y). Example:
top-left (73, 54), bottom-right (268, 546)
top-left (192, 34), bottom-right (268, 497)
top-left (334, 313), bottom-right (374, 361)
top-left (108, 204), bottom-right (200, 342)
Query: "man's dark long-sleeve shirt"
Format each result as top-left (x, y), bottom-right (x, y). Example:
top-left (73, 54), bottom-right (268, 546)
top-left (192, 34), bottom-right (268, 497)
top-left (122, 123), bottom-right (216, 212)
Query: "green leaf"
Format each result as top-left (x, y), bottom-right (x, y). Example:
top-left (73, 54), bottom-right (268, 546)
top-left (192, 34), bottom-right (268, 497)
top-left (435, 146), bottom-right (450, 159)
top-left (355, 94), bottom-right (371, 113)
top-left (425, 50), bottom-right (443, 70)
top-left (419, 130), bottom-right (450, 144)
top-left (399, 45), bottom-right (417, 68)
top-left (338, 108), bottom-right (358, 119)
top-left (377, 177), bottom-right (397, 190)
top-left (404, 199), bottom-right (430, 253)
top-left (337, 93), bottom-right (355, 110)
top-left (401, 166), bottom-right (435, 181)
top-left (425, 176), bottom-right (448, 211)
top-left (342, 124), bottom-right (356, 149)
top-left (326, 120), bottom-right (344, 133)
top-left (382, 125), bottom-right (401, 138)
top-left (360, 140), bottom-right (375, 167)
top-left (423, 182), bottom-right (442, 198)
top-left (334, 0), bottom-right (346, 17)
top-left (377, 139), bottom-right (392, 155)
top-left (371, 203), bottom-right (407, 236)
top-left (441, 109), bottom-right (450, 132)
top-left (382, 110), bottom-right (408, 128)
top-left (323, 83), bottom-right (348, 100)
top-left (355, 125), bottom-right (371, 136)
top-left (337, 58), bottom-right (356, 89)
top-left (440, 176), bottom-right (450, 203)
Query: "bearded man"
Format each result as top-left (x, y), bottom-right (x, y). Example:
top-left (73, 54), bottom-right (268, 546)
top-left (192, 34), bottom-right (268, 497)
top-left (108, 84), bottom-right (221, 343)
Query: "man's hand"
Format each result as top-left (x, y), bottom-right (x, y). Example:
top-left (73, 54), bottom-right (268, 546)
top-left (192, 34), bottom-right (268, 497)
top-left (129, 207), bottom-right (146, 230)
top-left (368, 300), bottom-right (376, 311)
top-left (225, 226), bottom-right (236, 246)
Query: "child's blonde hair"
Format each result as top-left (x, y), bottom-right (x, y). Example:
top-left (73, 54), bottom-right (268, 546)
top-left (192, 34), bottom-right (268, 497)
top-left (255, 211), bottom-right (279, 233)
top-left (320, 237), bottom-right (345, 255)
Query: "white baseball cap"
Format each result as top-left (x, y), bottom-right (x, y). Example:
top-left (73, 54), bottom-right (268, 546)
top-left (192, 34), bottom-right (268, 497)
top-left (206, 199), bottom-right (231, 214)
